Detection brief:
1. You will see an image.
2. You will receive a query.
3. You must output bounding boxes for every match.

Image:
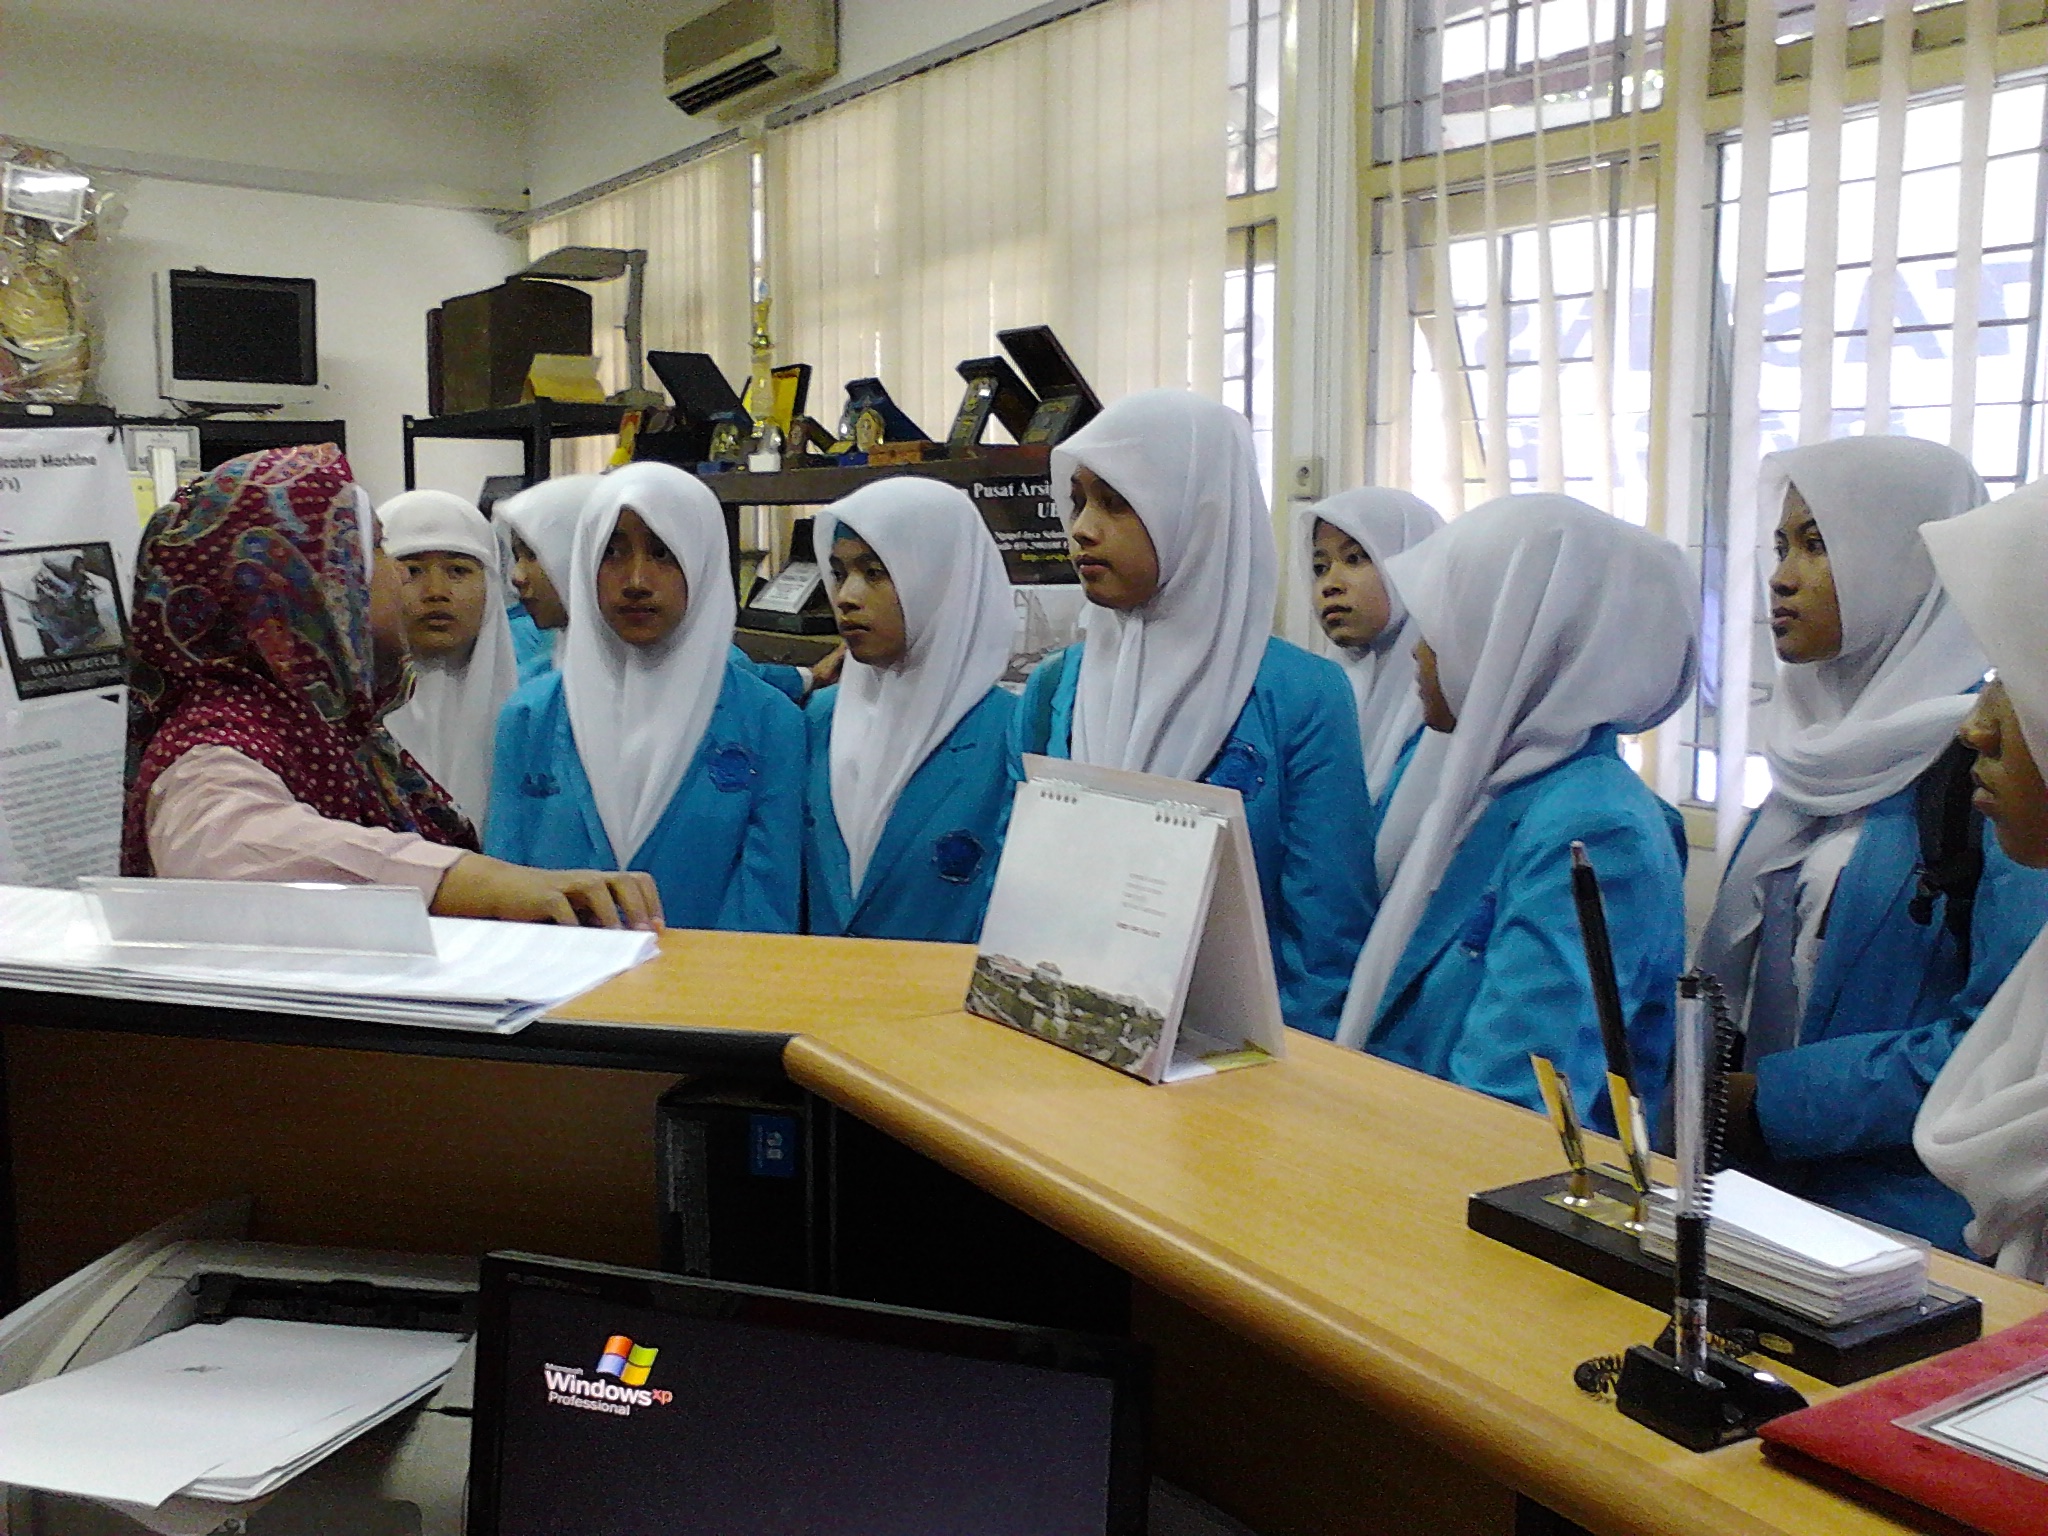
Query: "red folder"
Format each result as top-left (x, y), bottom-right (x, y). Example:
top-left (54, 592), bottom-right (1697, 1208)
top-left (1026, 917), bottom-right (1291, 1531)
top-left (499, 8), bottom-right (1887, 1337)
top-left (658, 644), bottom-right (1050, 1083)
top-left (1759, 1308), bottom-right (2048, 1536)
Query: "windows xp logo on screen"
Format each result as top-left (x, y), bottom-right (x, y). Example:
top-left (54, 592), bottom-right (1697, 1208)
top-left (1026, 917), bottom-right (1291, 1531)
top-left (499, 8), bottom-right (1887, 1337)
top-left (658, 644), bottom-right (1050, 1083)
top-left (542, 1335), bottom-right (671, 1417)
top-left (597, 1335), bottom-right (658, 1386)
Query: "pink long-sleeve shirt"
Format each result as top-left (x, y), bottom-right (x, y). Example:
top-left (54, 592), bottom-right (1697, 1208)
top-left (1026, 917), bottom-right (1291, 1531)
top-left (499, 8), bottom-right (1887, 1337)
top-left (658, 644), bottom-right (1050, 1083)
top-left (145, 744), bottom-right (467, 900)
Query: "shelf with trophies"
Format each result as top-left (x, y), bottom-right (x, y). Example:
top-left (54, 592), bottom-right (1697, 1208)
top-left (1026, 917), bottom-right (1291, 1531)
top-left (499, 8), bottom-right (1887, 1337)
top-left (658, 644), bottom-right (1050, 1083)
top-left (627, 305), bottom-right (1098, 675)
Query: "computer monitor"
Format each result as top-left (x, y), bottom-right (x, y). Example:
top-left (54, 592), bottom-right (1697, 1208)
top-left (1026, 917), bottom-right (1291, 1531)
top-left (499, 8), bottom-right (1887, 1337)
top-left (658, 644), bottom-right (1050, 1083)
top-left (468, 1252), bottom-right (1148, 1536)
top-left (154, 268), bottom-right (320, 408)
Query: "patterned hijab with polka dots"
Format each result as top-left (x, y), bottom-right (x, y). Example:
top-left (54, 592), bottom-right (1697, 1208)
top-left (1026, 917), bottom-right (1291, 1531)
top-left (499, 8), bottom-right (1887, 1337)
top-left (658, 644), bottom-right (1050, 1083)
top-left (121, 444), bottom-right (477, 875)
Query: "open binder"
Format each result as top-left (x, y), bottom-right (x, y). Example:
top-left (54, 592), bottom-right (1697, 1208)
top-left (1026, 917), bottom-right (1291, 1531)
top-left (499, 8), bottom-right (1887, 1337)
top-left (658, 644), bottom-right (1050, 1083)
top-left (965, 755), bottom-right (1285, 1084)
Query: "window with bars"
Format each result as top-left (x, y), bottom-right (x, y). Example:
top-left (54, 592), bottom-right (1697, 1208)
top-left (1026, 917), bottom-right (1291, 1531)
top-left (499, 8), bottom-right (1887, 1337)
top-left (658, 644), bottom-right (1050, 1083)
top-left (1224, 220), bottom-right (1278, 489)
top-left (1691, 71), bottom-right (2048, 808)
top-left (1367, 160), bottom-right (1659, 520)
top-left (1226, 0), bottom-right (1281, 195)
top-left (1374, 0), bottom-right (1668, 162)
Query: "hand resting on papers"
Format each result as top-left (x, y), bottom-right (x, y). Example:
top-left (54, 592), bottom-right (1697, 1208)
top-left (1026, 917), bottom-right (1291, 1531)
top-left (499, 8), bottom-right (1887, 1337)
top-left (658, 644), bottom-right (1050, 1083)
top-left (431, 855), bottom-right (663, 931)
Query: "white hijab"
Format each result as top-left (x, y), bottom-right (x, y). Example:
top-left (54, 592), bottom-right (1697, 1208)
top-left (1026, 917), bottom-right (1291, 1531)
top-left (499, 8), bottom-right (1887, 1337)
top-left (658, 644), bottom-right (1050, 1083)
top-left (1298, 488), bottom-right (1445, 799)
top-left (1698, 437), bottom-right (1989, 1012)
top-left (1051, 390), bottom-right (1278, 782)
top-left (1335, 494), bottom-right (1700, 1049)
top-left (497, 473), bottom-right (603, 595)
top-left (1915, 480), bottom-right (2048, 1280)
top-left (560, 463), bottom-right (735, 866)
top-left (378, 490), bottom-right (518, 828)
top-left (817, 479), bottom-right (1013, 891)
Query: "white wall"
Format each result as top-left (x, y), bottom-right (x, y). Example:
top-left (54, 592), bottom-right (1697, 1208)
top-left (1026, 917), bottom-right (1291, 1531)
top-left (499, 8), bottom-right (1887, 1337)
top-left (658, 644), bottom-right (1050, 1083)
top-left (522, 0), bottom-right (1068, 208)
top-left (0, 14), bottom-right (524, 209)
top-left (95, 179), bottom-right (525, 505)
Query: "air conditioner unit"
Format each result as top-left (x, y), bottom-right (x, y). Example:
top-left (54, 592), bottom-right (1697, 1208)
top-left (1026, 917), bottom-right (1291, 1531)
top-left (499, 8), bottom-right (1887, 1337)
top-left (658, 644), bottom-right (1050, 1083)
top-left (664, 0), bottom-right (837, 118)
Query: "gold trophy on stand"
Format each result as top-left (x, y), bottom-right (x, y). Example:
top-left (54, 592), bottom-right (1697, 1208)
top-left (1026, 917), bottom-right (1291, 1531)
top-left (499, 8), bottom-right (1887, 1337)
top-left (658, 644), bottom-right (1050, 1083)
top-left (744, 292), bottom-right (784, 472)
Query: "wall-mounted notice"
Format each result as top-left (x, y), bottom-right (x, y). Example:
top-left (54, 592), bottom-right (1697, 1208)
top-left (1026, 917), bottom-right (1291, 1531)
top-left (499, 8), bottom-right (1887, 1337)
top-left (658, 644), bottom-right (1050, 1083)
top-left (0, 427), bottom-right (138, 886)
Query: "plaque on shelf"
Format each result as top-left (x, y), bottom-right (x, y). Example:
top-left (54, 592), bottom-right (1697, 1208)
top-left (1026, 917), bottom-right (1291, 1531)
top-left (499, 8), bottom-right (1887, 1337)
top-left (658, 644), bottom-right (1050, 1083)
top-left (998, 326), bottom-right (1101, 445)
top-left (838, 378), bottom-right (927, 453)
top-left (646, 350), bottom-right (751, 464)
top-left (947, 356), bottom-right (1039, 450)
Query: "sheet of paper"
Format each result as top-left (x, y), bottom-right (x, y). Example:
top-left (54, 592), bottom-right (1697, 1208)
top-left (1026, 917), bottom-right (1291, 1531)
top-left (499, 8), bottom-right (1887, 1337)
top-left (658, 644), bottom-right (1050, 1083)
top-left (1923, 1369), bottom-right (2048, 1478)
top-left (0, 691), bottom-right (126, 887)
top-left (0, 1317), bottom-right (463, 1506)
top-left (0, 884), bottom-right (655, 1033)
top-left (1707, 1169), bottom-right (1916, 1270)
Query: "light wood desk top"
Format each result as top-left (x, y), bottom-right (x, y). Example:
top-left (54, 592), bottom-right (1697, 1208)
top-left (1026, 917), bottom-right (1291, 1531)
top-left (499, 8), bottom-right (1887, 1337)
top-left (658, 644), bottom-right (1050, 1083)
top-left (546, 929), bottom-right (976, 1037)
top-left (552, 936), bottom-right (2048, 1536)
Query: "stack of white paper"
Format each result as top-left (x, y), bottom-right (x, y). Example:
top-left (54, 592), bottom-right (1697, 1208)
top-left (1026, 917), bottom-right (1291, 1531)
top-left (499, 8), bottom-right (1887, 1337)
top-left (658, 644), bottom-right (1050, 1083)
top-left (0, 884), bottom-right (655, 1034)
top-left (1642, 1169), bottom-right (1929, 1326)
top-left (0, 1318), bottom-right (464, 1507)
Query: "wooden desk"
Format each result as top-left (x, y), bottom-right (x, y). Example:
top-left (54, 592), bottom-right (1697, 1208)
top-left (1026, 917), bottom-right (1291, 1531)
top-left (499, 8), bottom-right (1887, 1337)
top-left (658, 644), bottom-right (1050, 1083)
top-left (7, 931), bottom-right (2045, 1536)
top-left (790, 1006), bottom-right (2048, 1536)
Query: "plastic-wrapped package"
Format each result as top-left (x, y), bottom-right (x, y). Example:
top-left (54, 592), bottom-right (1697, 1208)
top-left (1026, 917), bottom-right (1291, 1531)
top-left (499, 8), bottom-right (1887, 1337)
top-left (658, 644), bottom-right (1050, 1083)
top-left (0, 139), bottom-right (104, 404)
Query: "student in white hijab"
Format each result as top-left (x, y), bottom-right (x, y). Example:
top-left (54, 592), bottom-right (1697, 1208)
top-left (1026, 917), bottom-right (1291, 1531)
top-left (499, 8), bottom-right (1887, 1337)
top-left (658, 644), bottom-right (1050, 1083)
top-left (1299, 487), bottom-right (1445, 804)
top-left (803, 478), bottom-right (1017, 941)
top-left (1915, 483), bottom-right (2048, 1279)
top-left (378, 490), bottom-right (519, 832)
top-left (497, 474), bottom-right (600, 682)
top-left (1697, 437), bottom-right (2048, 1252)
top-left (486, 461), bottom-right (804, 932)
top-left (498, 470), bottom-right (821, 702)
top-left (1011, 388), bottom-right (1377, 1039)
top-left (1334, 493), bottom-right (1697, 1133)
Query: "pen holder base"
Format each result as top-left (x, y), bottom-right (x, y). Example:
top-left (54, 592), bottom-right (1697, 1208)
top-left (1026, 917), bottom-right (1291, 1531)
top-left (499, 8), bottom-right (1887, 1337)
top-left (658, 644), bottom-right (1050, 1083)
top-left (1615, 1343), bottom-right (1809, 1451)
top-left (1468, 1170), bottom-right (1982, 1384)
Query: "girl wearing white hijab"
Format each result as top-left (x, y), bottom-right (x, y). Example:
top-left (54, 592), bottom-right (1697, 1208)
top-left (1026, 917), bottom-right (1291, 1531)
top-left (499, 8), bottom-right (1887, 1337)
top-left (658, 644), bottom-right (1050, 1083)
top-left (1011, 389), bottom-right (1377, 1039)
top-left (1697, 437), bottom-right (2048, 1252)
top-left (378, 490), bottom-right (519, 832)
top-left (1335, 494), bottom-right (1698, 1133)
top-left (1917, 480), bottom-right (2048, 1279)
top-left (1299, 487), bottom-right (1445, 804)
top-left (804, 478), bottom-right (1017, 941)
top-left (498, 471), bottom-right (816, 702)
top-left (486, 461), bottom-right (804, 932)
top-left (496, 474), bottom-right (600, 682)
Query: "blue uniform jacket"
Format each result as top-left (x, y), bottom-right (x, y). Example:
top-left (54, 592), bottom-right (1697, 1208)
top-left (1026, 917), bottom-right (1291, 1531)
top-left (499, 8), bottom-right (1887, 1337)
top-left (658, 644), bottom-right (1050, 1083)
top-left (730, 646), bottom-right (807, 706)
top-left (507, 604), bottom-right (556, 683)
top-left (486, 660), bottom-right (804, 933)
top-left (1369, 732), bottom-right (1688, 1134)
top-left (1012, 637), bottom-right (1379, 1040)
top-left (1745, 787), bottom-right (2048, 1251)
top-left (803, 685), bottom-right (1018, 942)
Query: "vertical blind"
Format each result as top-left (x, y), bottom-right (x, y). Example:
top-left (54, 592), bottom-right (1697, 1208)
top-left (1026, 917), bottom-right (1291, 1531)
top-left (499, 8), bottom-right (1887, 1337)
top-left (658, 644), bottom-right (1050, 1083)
top-left (1366, 2), bottom-right (1667, 524)
top-left (766, 0), bottom-right (1226, 441)
top-left (1697, 0), bottom-right (2039, 850)
top-left (526, 145), bottom-right (755, 474)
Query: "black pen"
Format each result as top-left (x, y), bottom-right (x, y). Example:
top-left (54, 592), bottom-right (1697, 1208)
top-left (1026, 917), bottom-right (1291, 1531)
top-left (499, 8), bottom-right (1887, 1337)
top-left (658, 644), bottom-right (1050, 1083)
top-left (1569, 841), bottom-right (1651, 1205)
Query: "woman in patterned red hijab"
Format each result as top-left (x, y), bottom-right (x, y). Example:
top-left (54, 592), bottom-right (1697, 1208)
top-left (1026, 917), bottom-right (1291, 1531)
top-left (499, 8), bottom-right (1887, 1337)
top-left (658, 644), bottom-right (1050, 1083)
top-left (122, 444), bottom-right (477, 875)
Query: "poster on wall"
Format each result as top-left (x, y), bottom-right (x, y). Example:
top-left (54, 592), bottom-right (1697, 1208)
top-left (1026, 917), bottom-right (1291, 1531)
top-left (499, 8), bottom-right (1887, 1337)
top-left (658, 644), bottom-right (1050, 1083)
top-left (0, 427), bottom-right (140, 887)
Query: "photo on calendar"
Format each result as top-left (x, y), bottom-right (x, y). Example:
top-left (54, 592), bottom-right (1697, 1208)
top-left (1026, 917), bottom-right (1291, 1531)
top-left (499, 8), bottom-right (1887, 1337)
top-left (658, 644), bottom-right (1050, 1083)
top-left (0, 540), bottom-right (129, 699)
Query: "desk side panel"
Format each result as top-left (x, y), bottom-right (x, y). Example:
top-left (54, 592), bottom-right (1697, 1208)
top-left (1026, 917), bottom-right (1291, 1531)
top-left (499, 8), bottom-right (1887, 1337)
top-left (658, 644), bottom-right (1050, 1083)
top-left (5, 1026), bottom-right (673, 1292)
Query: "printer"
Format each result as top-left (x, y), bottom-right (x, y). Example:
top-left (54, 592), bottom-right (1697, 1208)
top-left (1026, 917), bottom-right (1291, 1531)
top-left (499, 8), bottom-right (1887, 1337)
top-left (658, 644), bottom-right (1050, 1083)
top-left (0, 1204), bottom-right (476, 1536)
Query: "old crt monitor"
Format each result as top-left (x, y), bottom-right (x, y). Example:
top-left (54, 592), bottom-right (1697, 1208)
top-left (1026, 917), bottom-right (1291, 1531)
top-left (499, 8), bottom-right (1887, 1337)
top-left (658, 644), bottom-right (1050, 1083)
top-left (155, 268), bottom-right (319, 407)
top-left (469, 1252), bottom-right (1148, 1536)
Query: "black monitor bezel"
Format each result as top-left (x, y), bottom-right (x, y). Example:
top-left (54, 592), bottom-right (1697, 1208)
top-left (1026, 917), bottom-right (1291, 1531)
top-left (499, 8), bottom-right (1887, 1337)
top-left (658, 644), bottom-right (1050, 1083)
top-left (166, 268), bottom-right (318, 387)
top-left (467, 1251), bottom-right (1149, 1536)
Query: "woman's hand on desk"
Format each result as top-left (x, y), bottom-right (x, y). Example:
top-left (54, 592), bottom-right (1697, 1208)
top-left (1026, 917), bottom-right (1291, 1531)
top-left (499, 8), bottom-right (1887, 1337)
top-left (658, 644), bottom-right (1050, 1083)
top-left (431, 855), bottom-right (664, 932)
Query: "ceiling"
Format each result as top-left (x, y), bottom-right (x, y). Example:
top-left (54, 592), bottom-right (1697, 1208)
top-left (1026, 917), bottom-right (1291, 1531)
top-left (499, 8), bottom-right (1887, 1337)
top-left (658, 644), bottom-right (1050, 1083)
top-left (0, 0), bottom-right (651, 69)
